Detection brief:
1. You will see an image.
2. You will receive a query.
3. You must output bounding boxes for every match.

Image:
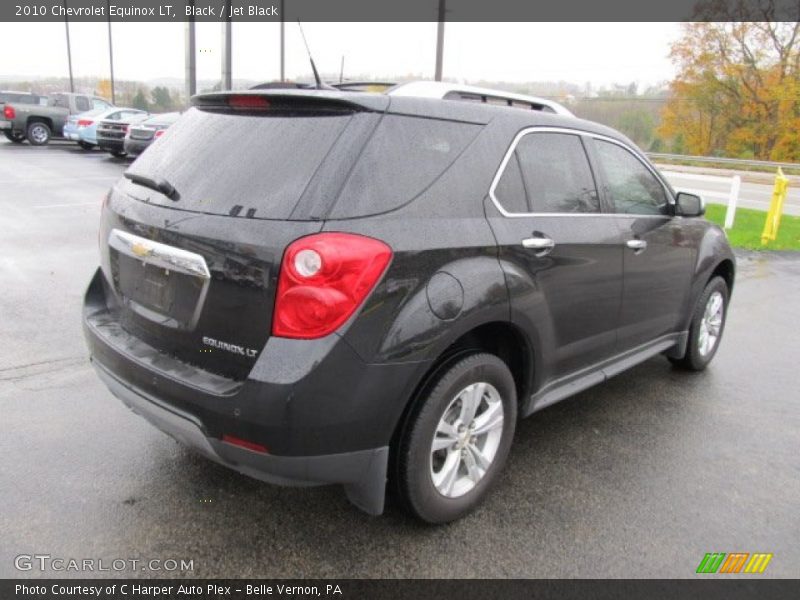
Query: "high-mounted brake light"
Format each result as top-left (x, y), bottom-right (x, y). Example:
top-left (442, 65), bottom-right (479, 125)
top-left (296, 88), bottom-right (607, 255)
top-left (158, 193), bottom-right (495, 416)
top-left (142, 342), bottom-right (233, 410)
top-left (228, 95), bottom-right (271, 109)
top-left (77, 119), bottom-right (93, 127)
top-left (3, 105), bottom-right (14, 119)
top-left (273, 233), bottom-right (393, 339)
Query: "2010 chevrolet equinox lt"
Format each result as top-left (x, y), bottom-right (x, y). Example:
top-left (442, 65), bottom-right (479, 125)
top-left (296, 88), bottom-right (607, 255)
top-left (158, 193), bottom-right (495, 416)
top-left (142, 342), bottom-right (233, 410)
top-left (83, 83), bottom-right (735, 523)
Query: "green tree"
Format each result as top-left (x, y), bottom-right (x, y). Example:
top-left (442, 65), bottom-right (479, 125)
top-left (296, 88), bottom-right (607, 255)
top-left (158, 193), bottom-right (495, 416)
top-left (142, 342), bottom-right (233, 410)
top-left (131, 89), bottom-right (150, 111)
top-left (151, 86), bottom-right (173, 110)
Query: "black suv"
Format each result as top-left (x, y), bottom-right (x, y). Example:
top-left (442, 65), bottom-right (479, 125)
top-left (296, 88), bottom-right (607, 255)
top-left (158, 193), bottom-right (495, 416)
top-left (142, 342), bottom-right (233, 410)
top-left (83, 88), bottom-right (735, 523)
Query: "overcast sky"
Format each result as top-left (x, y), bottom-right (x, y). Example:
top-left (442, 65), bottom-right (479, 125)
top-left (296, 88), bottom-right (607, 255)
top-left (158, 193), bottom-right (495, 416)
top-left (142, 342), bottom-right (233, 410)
top-left (0, 22), bottom-right (680, 88)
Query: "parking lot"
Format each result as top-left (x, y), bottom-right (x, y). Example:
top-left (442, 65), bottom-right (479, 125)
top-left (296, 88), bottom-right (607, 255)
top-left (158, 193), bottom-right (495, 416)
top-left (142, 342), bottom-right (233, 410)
top-left (0, 139), bottom-right (798, 578)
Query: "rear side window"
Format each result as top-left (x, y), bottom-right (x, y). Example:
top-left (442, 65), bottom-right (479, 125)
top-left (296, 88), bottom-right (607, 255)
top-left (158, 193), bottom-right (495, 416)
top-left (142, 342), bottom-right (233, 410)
top-left (329, 115), bottom-right (482, 218)
top-left (494, 132), bottom-right (599, 214)
top-left (125, 108), bottom-right (353, 219)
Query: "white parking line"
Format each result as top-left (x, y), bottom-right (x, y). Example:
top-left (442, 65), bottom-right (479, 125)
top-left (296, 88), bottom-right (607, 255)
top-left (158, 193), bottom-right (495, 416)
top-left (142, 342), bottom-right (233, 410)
top-left (0, 176), bottom-right (119, 183)
top-left (33, 202), bottom-right (99, 209)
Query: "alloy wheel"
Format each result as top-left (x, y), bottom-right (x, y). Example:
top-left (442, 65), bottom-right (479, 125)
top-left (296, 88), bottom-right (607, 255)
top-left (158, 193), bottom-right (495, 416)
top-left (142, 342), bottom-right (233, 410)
top-left (698, 291), bottom-right (724, 356)
top-left (430, 382), bottom-right (505, 498)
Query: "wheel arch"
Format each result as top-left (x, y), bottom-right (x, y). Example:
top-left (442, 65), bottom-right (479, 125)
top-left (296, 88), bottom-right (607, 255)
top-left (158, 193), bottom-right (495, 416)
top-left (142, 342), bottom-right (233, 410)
top-left (26, 116), bottom-right (54, 131)
top-left (390, 320), bottom-right (534, 446)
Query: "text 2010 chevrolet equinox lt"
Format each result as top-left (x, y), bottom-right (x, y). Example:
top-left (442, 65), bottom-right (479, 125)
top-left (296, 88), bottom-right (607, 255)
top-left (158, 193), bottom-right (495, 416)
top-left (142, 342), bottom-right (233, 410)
top-left (83, 86), bottom-right (735, 523)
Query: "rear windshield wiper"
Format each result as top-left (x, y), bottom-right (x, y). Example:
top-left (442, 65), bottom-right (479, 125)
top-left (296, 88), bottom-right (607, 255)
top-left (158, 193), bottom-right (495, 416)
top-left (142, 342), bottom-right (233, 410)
top-left (123, 172), bottom-right (179, 201)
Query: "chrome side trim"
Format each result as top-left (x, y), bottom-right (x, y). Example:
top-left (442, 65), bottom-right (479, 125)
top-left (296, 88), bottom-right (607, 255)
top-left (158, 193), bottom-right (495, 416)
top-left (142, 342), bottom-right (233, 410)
top-left (108, 229), bottom-right (210, 280)
top-left (487, 126), bottom-right (675, 219)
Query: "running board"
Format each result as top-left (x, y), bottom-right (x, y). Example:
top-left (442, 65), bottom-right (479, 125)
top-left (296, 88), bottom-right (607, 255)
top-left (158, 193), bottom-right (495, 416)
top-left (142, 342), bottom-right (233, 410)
top-left (524, 332), bottom-right (688, 417)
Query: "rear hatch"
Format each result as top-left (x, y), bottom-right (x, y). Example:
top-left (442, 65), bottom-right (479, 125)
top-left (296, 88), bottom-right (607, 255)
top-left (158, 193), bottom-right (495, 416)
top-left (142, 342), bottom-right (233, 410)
top-left (98, 92), bottom-right (389, 379)
top-left (97, 119), bottom-right (130, 142)
top-left (128, 123), bottom-right (154, 141)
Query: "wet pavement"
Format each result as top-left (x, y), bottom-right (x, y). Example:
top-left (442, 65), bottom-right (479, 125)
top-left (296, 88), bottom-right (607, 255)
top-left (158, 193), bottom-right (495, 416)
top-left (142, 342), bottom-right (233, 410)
top-left (1, 140), bottom-right (798, 578)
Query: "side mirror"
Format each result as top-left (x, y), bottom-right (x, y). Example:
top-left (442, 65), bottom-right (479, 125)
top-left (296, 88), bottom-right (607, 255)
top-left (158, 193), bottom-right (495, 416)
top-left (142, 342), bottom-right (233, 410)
top-left (675, 192), bottom-right (705, 217)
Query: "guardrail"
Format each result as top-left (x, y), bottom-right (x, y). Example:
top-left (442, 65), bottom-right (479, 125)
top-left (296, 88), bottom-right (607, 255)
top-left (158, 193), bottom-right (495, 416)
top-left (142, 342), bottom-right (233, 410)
top-left (661, 170), bottom-right (741, 229)
top-left (648, 153), bottom-right (800, 173)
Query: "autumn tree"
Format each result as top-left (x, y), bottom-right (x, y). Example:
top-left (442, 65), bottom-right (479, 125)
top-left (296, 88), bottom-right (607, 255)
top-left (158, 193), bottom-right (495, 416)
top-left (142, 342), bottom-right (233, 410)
top-left (659, 1), bottom-right (800, 161)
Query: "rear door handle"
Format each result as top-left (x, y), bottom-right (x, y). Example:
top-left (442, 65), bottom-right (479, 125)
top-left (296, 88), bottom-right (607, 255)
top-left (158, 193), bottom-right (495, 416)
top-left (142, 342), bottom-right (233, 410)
top-left (626, 239), bottom-right (647, 252)
top-left (522, 236), bottom-right (555, 255)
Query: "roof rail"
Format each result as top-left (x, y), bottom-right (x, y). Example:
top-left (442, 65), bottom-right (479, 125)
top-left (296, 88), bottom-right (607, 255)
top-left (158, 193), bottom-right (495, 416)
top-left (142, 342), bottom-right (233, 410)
top-left (386, 81), bottom-right (574, 116)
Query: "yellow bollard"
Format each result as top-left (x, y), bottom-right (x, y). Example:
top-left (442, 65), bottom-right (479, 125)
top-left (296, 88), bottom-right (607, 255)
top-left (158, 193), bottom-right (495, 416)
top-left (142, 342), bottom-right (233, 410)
top-left (761, 167), bottom-right (789, 245)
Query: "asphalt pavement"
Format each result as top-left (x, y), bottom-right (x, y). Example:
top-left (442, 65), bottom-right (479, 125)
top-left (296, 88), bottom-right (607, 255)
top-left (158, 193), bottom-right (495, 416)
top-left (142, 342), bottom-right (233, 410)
top-left (0, 140), bottom-right (798, 578)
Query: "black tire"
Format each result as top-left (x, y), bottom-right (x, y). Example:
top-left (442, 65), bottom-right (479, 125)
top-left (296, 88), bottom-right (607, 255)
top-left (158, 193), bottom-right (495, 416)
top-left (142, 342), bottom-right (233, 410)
top-left (3, 130), bottom-right (24, 143)
top-left (397, 352), bottom-right (517, 524)
top-left (111, 150), bottom-right (127, 158)
top-left (670, 276), bottom-right (729, 371)
top-left (78, 141), bottom-right (95, 150)
top-left (26, 121), bottom-right (51, 146)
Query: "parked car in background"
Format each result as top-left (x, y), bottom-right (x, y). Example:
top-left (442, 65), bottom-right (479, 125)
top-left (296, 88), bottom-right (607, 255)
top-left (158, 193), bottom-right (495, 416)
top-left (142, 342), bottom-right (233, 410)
top-left (1, 92), bottom-right (113, 145)
top-left (96, 112), bottom-right (150, 158)
top-left (83, 86), bottom-right (735, 523)
top-left (0, 91), bottom-right (46, 143)
top-left (123, 112), bottom-right (181, 157)
top-left (65, 107), bottom-right (149, 150)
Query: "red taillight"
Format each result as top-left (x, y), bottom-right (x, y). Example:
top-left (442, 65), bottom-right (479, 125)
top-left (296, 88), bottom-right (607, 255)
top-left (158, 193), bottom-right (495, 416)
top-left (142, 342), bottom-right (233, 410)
top-left (228, 95), bottom-right (270, 109)
top-left (221, 434), bottom-right (268, 454)
top-left (273, 233), bottom-right (392, 339)
top-left (123, 125), bottom-right (129, 133)
top-left (77, 119), bottom-right (93, 127)
top-left (3, 105), bottom-right (14, 119)
top-left (154, 129), bottom-right (165, 138)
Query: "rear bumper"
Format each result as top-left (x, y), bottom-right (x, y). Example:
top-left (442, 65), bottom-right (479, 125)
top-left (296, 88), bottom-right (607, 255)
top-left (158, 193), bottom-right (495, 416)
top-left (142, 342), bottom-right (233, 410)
top-left (83, 268), bottom-right (428, 514)
top-left (123, 138), bottom-right (151, 155)
top-left (98, 137), bottom-right (124, 153)
top-left (92, 359), bottom-right (389, 514)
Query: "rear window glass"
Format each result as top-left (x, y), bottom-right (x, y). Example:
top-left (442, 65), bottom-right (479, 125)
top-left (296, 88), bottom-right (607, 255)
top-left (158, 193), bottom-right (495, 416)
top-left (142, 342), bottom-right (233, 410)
top-left (329, 115), bottom-right (482, 218)
top-left (125, 108), bottom-right (353, 219)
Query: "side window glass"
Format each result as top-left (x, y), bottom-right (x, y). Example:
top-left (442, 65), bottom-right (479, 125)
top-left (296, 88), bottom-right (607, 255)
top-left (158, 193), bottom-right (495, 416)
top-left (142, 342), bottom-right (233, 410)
top-left (513, 133), bottom-right (600, 214)
top-left (595, 140), bottom-right (667, 215)
top-left (493, 152), bottom-right (528, 213)
top-left (75, 96), bottom-right (90, 112)
top-left (92, 98), bottom-right (110, 110)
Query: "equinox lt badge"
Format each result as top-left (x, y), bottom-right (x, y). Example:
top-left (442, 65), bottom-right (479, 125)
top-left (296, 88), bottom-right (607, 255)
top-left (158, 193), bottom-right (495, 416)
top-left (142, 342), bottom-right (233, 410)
top-left (202, 336), bottom-right (258, 358)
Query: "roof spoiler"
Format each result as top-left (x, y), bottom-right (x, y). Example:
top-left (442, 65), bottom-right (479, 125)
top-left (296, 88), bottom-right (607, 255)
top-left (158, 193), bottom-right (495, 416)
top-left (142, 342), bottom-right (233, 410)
top-left (191, 90), bottom-right (389, 114)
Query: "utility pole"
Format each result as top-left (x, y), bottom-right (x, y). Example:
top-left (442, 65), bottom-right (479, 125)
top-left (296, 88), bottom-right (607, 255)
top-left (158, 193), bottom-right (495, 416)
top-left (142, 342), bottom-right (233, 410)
top-left (106, 0), bottom-right (116, 104)
top-left (221, 1), bottom-right (232, 89)
top-left (63, 0), bottom-right (74, 92)
top-left (185, 5), bottom-right (196, 103)
top-left (434, 0), bottom-right (446, 81)
top-left (280, 0), bottom-right (285, 81)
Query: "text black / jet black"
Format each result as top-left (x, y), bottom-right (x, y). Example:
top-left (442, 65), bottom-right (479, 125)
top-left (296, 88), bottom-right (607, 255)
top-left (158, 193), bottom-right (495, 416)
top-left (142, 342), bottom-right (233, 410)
top-left (83, 85), bottom-right (735, 523)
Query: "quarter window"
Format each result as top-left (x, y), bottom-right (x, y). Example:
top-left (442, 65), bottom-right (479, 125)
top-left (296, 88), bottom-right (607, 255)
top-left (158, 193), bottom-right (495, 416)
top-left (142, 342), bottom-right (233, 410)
top-left (594, 140), bottom-right (667, 215)
top-left (494, 132), bottom-right (599, 214)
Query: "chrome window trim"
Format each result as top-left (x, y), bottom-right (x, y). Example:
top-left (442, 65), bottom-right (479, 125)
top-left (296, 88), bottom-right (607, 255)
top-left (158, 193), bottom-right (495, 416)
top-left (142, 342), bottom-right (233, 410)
top-left (488, 126), bottom-right (674, 219)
